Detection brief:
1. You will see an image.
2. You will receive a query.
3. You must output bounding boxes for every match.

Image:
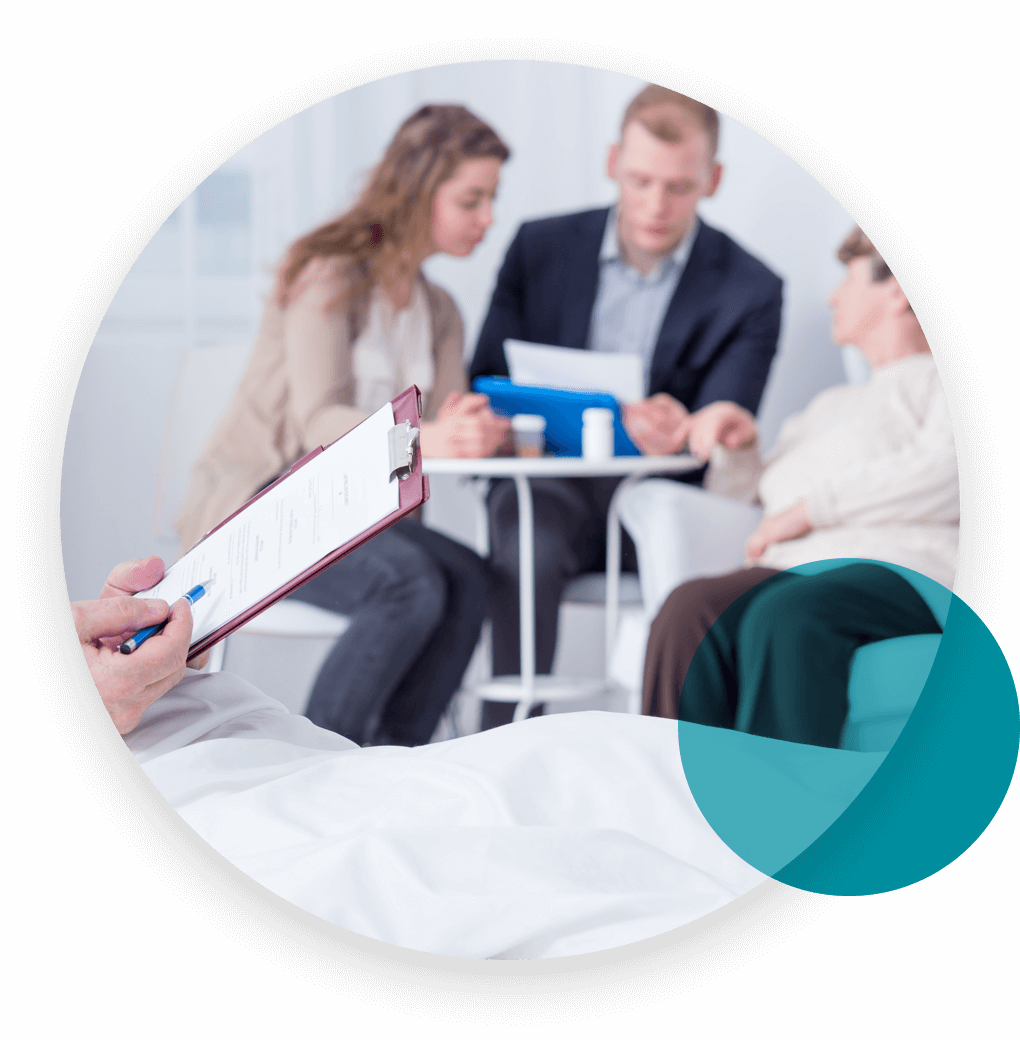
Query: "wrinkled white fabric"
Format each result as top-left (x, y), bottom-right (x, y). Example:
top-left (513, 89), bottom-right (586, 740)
top-left (127, 670), bottom-right (764, 959)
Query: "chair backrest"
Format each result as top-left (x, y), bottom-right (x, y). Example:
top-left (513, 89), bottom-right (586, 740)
top-left (152, 342), bottom-right (252, 547)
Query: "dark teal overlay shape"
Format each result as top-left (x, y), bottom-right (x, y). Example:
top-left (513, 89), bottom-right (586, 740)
top-left (678, 563), bottom-right (1018, 895)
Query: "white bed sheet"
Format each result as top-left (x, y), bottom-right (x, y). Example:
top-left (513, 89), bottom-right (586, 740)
top-left (126, 671), bottom-right (765, 960)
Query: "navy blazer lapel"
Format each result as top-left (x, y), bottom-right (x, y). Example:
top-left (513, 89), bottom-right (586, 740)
top-left (559, 209), bottom-right (608, 350)
top-left (648, 222), bottom-right (725, 387)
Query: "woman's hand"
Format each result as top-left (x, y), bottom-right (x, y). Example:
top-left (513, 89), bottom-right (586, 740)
top-left (420, 392), bottom-right (512, 458)
top-left (685, 401), bottom-right (758, 460)
top-left (745, 500), bottom-right (812, 564)
top-left (622, 393), bottom-right (691, 455)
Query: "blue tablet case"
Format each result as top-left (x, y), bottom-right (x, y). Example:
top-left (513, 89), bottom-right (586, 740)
top-left (473, 376), bottom-right (640, 457)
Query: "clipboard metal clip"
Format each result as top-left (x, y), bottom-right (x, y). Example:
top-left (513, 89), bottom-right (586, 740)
top-left (388, 421), bottom-right (420, 482)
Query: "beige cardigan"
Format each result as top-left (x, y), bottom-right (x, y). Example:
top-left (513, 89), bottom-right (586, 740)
top-left (175, 260), bottom-right (466, 553)
top-left (706, 353), bottom-right (960, 588)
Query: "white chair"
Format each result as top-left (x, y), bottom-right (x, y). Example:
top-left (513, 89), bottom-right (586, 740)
top-left (433, 473), bottom-right (651, 716)
top-left (153, 343), bottom-right (352, 707)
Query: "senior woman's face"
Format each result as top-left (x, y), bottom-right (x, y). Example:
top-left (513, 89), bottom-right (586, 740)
top-left (431, 158), bottom-right (502, 257)
top-left (828, 256), bottom-right (890, 348)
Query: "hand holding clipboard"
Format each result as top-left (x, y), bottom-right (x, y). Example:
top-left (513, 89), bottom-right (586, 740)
top-left (135, 386), bottom-right (428, 662)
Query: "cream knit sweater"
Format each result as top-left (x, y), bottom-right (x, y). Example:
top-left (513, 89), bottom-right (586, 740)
top-left (705, 353), bottom-right (959, 588)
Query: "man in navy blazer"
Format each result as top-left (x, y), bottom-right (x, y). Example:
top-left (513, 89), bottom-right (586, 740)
top-left (469, 85), bottom-right (784, 728)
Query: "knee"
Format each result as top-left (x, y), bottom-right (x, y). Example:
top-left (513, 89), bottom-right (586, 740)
top-left (444, 543), bottom-right (490, 614)
top-left (376, 542), bottom-right (447, 627)
top-left (407, 556), bottom-right (447, 622)
top-left (738, 579), bottom-right (819, 650)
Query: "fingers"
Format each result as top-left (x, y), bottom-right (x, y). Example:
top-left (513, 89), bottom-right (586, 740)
top-left (100, 556), bottom-right (166, 599)
top-left (455, 392), bottom-right (491, 414)
top-left (83, 597), bottom-right (195, 734)
top-left (123, 598), bottom-right (193, 683)
top-left (189, 649), bottom-right (211, 671)
top-left (436, 391), bottom-right (462, 420)
top-left (688, 417), bottom-right (721, 459)
top-left (72, 595), bottom-right (169, 645)
top-left (670, 415), bottom-right (694, 453)
top-left (160, 597), bottom-right (195, 665)
top-left (450, 412), bottom-right (511, 457)
top-left (687, 403), bottom-right (756, 458)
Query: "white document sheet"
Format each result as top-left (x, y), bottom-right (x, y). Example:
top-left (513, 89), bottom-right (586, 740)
top-left (504, 339), bottom-right (645, 404)
top-left (143, 403), bottom-right (400, 644)
top-left (127, 672), bottom-right (765, 960)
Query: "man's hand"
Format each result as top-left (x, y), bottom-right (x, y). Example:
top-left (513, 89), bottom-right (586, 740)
top-left (745, 500), bottom-right (812, 564)
top-left (420, 391), bottom-right (512, 458)
top-left (685, 401), bottom-right (758, 460)
top-left (73, 557), bottom-right (194, 734)
top-left (622, 393), bottom-right (691, 455)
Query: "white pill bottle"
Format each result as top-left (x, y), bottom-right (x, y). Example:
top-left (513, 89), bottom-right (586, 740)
top-left (581, 407), bottom-right (615, 460)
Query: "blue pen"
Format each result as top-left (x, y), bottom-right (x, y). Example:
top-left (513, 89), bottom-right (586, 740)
top-left (118, 577), bottom-right (215, 655)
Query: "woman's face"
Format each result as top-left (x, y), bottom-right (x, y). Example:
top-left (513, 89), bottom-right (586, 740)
top-left (431, 158), bottom-right (502, 257)
top-left (828, 256), bottom-right (890, 349)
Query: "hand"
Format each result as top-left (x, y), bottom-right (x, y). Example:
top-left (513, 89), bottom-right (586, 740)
top-left (745, 500), bottom-right (812, 564)
top-left (685, 401), bottom-right (758, 460)
top-left (73, 557), bottom-right (194, 734)
top-left (420, 391), bottom-right (512, 458)
top-left (622, 393), bottom-right (691, 455)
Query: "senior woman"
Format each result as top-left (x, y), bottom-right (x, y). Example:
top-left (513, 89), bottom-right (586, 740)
top-left (629, 228), bottom-right (958, 747)
top-left (176, 105), bottom-right (512, 748)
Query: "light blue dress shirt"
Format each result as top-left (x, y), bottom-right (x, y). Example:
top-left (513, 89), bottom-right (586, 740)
top-left (587, 208), bottom-right (699, 395)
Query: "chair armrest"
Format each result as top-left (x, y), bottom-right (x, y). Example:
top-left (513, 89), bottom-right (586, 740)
top-left (840, 634), bottom-right (941, 751)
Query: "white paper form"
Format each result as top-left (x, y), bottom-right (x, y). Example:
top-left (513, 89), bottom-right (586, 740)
top-left (504, 339), bottom-right (645, 404)
top-left (140, 404), bottom-right (400, 645)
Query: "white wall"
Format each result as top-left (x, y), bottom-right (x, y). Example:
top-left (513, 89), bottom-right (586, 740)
top-left (62, 60), bottom-right (856, 602)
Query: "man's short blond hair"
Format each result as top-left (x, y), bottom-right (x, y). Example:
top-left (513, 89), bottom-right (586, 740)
top-left (621, 85), bottom-right (720, 159)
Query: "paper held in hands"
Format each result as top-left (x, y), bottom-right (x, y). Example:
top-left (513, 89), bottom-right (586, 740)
top-left (140, 391), bottom-right (426, 660)
top-left (504, 339), bottom-right (644, 404)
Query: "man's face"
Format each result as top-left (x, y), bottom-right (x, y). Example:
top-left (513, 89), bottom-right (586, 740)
top-left (608, 116), bottom-right (722, 263)
top-left (828, 257), bottom-right (892, 347)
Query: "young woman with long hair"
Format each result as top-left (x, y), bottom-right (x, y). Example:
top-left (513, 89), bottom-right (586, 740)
top-left (177, 105), bottom-right (512, 747)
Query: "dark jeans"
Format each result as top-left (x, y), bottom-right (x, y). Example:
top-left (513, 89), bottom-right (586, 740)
top-left (480, 476), bottom-right (639, 730)
top-left (643, 563), bottom-right (943, 748)
top-left (290, 517), bottom-right (488, 747)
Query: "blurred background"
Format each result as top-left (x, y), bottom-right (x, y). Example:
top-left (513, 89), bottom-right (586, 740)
top-left (62, 59), bottom-right (858, 615)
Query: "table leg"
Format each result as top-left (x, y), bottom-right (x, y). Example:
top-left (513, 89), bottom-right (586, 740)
top-left (606, 473), bottom-right (642, 713)
top-left (603, 476), bottom-right (636, 703)
top-left (513, 473), bottom-right (535, 722)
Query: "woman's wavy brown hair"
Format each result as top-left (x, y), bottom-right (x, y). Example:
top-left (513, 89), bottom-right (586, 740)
top-left (276, 104), bottom-right (510, 308)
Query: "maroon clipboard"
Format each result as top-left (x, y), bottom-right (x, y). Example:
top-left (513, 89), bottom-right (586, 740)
top-left (186, 385), bottom-right (429, 662)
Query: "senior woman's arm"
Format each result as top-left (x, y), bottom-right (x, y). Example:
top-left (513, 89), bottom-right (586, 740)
top-left (804, 383), bottom-right (958, 529)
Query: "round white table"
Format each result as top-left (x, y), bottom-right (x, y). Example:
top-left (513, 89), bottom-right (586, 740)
top-left (422, 454), bottom-right (704, 719)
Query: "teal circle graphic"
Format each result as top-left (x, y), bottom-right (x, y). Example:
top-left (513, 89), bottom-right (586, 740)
top-left (677, 560), bottom-right (1019, 895)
